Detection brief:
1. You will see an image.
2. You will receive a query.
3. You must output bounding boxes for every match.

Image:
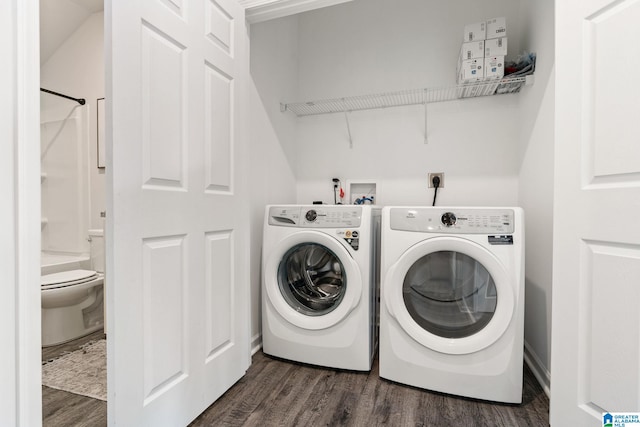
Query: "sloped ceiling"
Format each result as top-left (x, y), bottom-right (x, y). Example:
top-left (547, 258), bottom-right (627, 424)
top-left (40, 0), bottom-right (104, 65)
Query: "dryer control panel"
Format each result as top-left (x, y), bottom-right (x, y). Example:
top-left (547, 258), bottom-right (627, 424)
top-left (390, 208), bottom-right (515, 234)
top-left (269, 206), bottom-right (362, 228)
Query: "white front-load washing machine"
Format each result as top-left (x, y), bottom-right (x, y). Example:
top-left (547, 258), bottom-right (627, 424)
top-left (380, 206), bottom-right (524, 403)
top-left (262, 205), bottom-right (381, 371)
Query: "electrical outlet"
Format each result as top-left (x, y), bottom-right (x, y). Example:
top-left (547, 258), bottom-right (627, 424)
top-left (428, 173), bottom-right (444, 188)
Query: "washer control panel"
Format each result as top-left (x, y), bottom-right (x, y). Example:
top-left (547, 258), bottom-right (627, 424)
top-left (269, 206), bottom-right (362, 228)
top-left (390, 208), bottom-right (515, 234)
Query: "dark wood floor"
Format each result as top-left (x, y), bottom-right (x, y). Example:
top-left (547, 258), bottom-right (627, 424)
top-left (190, 353), bottom-right (549, 427)
top-left (43, 335), bottom-right (550, 427)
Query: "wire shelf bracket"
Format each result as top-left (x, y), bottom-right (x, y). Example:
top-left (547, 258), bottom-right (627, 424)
top-left (423, 89), bottom-right (428, 144)
top-left (343, 109), bottom-right (353, 149)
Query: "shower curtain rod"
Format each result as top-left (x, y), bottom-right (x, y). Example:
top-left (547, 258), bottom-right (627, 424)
top-left (40, 88), bottom-right (86, 105)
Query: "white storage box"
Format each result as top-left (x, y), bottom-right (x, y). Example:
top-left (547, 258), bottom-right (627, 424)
top-left (484, 56), bottom-right (505, 80)
top-left (463, 21), bottom-right (486, 42)
top-left (486, 17), bottom-right (506, 39)
top-left (485, 37), bottom-right (507, 57)
top-left (457, 58), bottom-right (484, 83)
top-left (460, 40), bottom-right (485, 60)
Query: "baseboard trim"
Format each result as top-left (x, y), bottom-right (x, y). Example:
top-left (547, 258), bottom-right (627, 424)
top-left (523, 340), bottom-right (550, 397)
top-left (251, 333), bottom-right (262, 356)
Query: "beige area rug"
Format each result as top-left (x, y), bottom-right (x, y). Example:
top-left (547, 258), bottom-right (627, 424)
top-left (42, 339), bottom-right (107, 401)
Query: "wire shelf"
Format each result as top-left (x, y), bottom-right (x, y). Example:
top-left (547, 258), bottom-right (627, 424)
top-left (281, 75), bottom-right (531, 117)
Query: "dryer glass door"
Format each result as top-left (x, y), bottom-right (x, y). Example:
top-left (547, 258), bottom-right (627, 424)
top-left (403, 250), bottom-right (496, 339)
top-left (278, 243), bottom-right (346, 316)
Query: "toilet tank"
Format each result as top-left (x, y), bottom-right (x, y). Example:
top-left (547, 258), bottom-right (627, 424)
top-left (88, 229), bottom-right (105, 273)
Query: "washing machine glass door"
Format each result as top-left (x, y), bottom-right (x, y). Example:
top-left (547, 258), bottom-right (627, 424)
top-left (265, 230), bottom-right (363, 330)
top-left (385, 236), bottom-right (514, 355)
top-left (278, 243), bottom-right (346, 316)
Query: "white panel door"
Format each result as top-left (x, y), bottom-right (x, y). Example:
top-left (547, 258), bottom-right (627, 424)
top-left (106, 0), bottom-right (249, 425)
top-left (551, 0), bottom-right (640, 425)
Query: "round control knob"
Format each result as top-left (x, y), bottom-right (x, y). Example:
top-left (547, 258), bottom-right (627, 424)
top-left (305, 210), bottom-right (317, 222)
top-left (441, 212), bottom-right (457, 227)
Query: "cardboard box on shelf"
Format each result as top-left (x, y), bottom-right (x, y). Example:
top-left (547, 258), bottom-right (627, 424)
top-left (463, 21), bottom-right (486, 42)
top-left (485, 37), bottom-right (507, 57)
top-left (486, 17), bottom-right (506, 39)
top-left (484, 56), bottom-right (505, 80)
top-left (457, 58), bottom-right (484, 83)
top-left (460, 40), bottom-right (485, 60)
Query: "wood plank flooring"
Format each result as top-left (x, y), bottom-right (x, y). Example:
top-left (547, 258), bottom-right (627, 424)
top-left (42, 334), bottom-right (550, 427)
top-left (190, 353), bottom-right (549, 427)
top-left (41, 330), bottom-right (106, 362)
top-left (43, 387), bottom-right (107, 427)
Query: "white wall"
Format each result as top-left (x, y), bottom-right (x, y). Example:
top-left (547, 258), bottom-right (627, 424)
top-left (41, 12), bottom-right (105, 240)
top-left (517, 0), bottom-right (554, 394)
top-left (294, 0), bottom-right (526, 207)
top-left (248, 16), bottom-right (298, 350)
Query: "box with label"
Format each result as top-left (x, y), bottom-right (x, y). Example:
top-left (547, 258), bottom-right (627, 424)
top-left (486, 17), bottom-right (506, 39)
top-left (460, 40), bottom-right (484, 60)
top-left (485, 37), bottom-right (507, 57)
top-left (484, 56), bottom-right (505, 80)
top-left (457, 58), bottom-right (484, 83)
top-left (463, 21), bottom-right (486, 42)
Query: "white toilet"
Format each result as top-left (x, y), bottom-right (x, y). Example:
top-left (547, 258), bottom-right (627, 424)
top-left (41, 229), bottom-right (105, 347)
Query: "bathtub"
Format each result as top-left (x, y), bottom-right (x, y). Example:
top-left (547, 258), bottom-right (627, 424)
top-left (41, 252), bottom-right (90, 276)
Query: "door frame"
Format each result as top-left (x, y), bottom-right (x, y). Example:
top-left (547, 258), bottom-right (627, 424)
top-left (1, 0), bottom-right (42, 425)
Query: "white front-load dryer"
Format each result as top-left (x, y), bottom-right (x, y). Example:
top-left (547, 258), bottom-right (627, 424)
top-left (380, 206), bottom-right (524, 403)
top-left (262, 205), bottom-right (381, 371)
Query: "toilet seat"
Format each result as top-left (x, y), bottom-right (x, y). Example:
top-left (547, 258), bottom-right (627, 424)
top-left (41, 269), bottom-right (100, 290)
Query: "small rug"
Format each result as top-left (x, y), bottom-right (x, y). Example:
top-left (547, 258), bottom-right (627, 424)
top-left (42, 339), bottom-right (107, 401)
